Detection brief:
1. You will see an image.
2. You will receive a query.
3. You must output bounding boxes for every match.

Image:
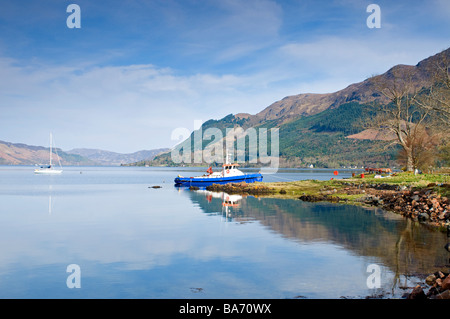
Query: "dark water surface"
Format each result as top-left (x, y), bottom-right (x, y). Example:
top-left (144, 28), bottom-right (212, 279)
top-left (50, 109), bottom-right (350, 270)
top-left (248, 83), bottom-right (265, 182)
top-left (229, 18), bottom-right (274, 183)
top-left (0, 166), bottom-right (447, 298)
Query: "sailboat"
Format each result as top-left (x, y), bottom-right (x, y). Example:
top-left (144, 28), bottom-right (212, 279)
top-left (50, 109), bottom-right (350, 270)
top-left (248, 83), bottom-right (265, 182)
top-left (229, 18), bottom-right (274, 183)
top-left (34, 133), bottom-right (63, 174)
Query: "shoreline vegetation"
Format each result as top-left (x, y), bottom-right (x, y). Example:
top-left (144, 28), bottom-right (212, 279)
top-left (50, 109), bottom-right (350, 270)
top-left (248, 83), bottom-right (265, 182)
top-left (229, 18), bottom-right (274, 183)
top-left (204, 171), bottom-right (450, 230)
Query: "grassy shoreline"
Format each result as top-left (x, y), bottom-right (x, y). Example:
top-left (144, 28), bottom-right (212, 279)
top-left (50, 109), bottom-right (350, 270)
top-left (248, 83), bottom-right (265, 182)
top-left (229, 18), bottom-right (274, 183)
top-left (205, 172), bottom-right (450, 229)
top-left (209, 172), bottom-right (450, 197)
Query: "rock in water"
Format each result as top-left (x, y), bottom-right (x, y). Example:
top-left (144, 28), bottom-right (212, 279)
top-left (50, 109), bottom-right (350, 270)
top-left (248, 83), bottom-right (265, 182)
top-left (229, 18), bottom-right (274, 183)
top-left (442, 276), bottom-right (450, 291)
top-left (433, 289), bottom-right (450, 299)
top-left (425, 274), bottom-right (436, 286)
top-left (407, 285), bottom-right (426, 299)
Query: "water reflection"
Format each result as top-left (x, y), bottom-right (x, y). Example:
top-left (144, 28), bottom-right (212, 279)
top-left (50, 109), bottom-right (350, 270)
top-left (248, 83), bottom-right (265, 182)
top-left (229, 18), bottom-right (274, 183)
top-left (1, 165), bottom-right (447, 299)
top-left (48, 185), bottom-right (54, 215)
top-left (187, 188), bottom-right (448, 293)
top-left (194, 189), bottom-right (243, 221)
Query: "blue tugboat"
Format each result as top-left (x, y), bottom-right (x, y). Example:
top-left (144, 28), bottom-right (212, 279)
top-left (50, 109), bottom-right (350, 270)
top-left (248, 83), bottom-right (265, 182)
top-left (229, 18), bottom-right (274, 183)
top-left (174, 157), bottom-right (263, 187)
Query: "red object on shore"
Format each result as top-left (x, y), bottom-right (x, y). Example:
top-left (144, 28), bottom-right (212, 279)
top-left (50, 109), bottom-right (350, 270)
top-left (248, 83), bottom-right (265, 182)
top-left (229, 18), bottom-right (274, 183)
top-left (361, 173), bottom-right (365, 178)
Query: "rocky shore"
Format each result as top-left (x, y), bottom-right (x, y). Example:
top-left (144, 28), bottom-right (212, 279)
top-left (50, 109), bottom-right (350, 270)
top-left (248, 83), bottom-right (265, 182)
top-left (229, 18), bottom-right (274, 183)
top-left (406, 271), bottom-right (450, 299)
top-left (331, 182), bottom-right (450, 229)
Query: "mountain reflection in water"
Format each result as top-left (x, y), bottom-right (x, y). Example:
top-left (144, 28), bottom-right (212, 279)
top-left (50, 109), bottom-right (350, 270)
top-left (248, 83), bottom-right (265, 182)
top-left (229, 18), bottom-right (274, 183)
top-left (187, 188), bottom-right (448, 291)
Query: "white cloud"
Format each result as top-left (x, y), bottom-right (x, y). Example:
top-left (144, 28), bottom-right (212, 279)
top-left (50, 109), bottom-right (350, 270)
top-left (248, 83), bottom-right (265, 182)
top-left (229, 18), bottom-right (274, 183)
top-left (0, 58), bottom-right (294, 152)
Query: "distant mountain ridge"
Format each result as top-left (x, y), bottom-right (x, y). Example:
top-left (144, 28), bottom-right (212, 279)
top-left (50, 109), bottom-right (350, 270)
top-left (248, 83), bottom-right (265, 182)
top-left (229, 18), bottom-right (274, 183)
top-left (0, 140), bottom-right (169, 166)
top-left (0, 140), bottom-right (95, 166)
top-left (67, 148), bottom-right (170, 166)
top-left (235, 49), bottom-right (445, 128)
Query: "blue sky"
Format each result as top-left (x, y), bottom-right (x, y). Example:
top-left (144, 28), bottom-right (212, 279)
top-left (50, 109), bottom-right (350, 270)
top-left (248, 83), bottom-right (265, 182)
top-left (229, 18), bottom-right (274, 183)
top-left (0, 0), bottom-right (449, 153)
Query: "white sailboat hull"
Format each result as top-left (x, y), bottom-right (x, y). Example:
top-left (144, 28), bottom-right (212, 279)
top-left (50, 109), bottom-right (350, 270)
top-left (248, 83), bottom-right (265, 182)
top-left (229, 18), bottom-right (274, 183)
top-left (34, 168), bottom-right (63, 174)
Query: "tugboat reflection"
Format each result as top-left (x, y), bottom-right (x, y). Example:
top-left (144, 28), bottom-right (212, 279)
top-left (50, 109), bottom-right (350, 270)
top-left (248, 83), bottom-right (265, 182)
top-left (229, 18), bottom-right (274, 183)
top-left (194, 189), bottom-right (243, 221)
top-left (221, 193), bottom-right (242, 220)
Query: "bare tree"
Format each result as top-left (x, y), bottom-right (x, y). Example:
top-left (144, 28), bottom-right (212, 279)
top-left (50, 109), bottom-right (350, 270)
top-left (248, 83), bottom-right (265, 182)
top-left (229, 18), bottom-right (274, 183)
top-left (368, 66), bottom-right (430, 171)
top-left (413, 51), bottom-right (450, 168)
top-left (438, 141), bottom-right (450, 166)
top-left (396, 125), bottom-right (440, 172)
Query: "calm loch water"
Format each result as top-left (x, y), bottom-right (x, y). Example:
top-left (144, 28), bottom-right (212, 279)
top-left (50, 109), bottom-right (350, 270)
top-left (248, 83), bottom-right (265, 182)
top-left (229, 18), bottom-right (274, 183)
top-left (0, 166), bottom-right (447, 299)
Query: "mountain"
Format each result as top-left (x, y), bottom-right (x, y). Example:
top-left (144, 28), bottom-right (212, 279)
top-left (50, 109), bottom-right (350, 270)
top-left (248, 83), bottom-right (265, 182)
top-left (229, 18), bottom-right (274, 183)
top-left (236, 49), bottom-right (445, 128)
top-left (150, 47), bottom-right (450, 168)
top-left (0, 140), bottom-right (95, 166)
top-left (67, 148), bottom-right (170, 166)
top-left (0, 140), bottom-right (169, 166)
